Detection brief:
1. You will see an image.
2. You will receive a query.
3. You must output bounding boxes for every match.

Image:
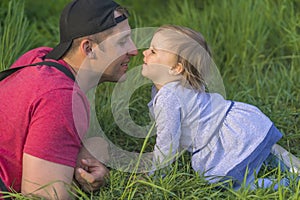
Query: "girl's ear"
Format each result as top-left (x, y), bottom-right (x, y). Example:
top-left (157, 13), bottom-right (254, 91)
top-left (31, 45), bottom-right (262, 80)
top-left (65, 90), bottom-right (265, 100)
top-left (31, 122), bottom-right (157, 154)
top-left (169, 63), bottom-right (184, 76)
top-left (174, 62), bottom-right (184, 75)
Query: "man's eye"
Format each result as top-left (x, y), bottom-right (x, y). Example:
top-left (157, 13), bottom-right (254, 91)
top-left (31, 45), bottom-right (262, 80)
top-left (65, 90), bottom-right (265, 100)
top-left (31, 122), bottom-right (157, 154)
top-left (119, 40), bottom-right (127, 46)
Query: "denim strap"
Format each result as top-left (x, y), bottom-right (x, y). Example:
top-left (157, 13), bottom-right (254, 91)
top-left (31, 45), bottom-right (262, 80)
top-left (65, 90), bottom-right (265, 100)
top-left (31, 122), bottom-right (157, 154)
top-left (0, 178), bottom-right (7, 192)
top-left (0, 61), bottom-right (75, 82)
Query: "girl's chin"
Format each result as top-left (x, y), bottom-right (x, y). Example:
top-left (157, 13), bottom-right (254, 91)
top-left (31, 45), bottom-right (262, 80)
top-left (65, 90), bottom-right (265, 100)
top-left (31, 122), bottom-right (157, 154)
top-left (141, 68), bottom-right (147, 77)
top-left (141, 73), bottom-right (148, 79)
top-left (140, 72), bottom-right (152, 81)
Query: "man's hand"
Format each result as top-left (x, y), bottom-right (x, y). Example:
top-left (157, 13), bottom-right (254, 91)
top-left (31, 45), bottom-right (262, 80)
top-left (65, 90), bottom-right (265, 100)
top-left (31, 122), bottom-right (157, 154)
top-left (75, 158), bottom-right (109, 193)
top-left (75, 137), bottom-right (110, 193)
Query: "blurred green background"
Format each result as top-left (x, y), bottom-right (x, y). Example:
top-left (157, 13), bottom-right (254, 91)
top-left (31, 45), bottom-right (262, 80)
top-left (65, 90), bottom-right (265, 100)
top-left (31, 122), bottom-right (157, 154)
top-left (0, 0), bottom-right (299, 199)
top-left (0, 0), bottom-right (299, 160)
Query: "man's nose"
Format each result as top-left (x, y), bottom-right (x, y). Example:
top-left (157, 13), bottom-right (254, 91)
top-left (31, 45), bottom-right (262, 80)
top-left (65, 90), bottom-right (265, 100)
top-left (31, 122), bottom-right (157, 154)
top-left (127, 40), bottom-right (138, 56)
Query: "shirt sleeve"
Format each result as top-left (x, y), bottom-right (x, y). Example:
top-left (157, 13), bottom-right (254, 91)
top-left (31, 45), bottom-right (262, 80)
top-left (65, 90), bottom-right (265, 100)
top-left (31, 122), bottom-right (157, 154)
top-left (152, 88), bottom-right (182, 171)
top-left (24, 88), bottom-right (89, 167)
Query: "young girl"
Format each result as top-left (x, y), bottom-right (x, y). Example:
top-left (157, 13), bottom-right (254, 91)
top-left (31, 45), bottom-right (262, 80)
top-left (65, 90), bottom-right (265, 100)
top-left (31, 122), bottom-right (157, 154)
top-left (142, 25), bottom-right (298, 189)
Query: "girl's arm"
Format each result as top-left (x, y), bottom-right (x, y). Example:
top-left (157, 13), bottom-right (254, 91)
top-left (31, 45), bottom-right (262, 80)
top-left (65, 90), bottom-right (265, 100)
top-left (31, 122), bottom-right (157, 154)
top-left (152, 89), bottom-right (182, 171)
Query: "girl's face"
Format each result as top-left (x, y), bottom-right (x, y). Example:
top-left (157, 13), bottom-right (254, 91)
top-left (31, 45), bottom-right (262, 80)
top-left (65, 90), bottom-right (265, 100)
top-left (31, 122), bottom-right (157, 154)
top-left (142, 32), bottom-right (179, 86)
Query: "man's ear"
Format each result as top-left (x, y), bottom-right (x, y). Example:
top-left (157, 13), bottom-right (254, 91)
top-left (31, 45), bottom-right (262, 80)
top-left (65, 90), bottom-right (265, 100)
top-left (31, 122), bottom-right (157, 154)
top-left (80, 39), bottom-right (94, 58)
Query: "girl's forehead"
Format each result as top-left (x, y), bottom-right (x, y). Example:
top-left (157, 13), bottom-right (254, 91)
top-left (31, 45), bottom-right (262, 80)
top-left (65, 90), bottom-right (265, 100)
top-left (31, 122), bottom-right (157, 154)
top-left (151, 33), bottom-right (172, 51)
top-left (152, 32), bottom-right (169, 41)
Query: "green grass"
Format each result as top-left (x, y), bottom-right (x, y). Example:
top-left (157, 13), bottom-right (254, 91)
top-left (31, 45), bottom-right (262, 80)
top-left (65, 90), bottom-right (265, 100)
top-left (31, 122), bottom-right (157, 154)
top-left (0, 0), bottom-right (299, 199)
top-left (0, 0), bottom-right (37, 70)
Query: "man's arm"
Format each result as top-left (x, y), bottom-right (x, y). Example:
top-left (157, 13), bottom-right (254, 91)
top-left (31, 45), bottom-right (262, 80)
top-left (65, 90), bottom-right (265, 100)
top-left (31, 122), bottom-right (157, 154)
top-left (75, 137), bottom-right (110, 192)
top-left (22, 153), bottom-right (74, 200)
top-left (22, 141), bottom-right (110, 199)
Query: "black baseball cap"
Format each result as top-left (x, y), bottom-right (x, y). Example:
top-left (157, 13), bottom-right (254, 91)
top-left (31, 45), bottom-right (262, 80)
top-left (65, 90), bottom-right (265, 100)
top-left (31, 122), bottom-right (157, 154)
top-left (45, 0), bottom-right (128, 60)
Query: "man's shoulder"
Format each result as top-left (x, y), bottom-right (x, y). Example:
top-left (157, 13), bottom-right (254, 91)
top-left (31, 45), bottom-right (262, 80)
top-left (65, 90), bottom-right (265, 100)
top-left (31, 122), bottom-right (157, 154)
top-left (1, 62), bottom-right (79, 103)
top-left (10, 47), bottom-right (53, 69)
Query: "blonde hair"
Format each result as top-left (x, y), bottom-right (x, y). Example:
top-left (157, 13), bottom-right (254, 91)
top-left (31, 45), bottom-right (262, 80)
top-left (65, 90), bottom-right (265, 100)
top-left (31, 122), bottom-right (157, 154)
top-left (155, 25), bottom-right (212, 91)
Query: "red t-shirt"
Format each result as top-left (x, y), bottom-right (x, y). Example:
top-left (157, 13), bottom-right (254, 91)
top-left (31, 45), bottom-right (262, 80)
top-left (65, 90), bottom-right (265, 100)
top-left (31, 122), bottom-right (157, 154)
top-left (0, 47), bottom-right (90, 192)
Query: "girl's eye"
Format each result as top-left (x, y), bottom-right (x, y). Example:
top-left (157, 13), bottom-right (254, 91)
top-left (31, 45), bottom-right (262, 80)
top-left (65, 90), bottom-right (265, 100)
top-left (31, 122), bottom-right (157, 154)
top-left (151, 49), bottom-right (155, 54)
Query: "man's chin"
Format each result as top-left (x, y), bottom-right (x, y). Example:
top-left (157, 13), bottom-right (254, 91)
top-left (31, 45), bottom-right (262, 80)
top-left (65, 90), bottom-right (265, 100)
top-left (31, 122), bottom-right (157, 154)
top-left (98, 75), bottom-right (127, 84)
top-left (117, 74), bottom-right (127, 82)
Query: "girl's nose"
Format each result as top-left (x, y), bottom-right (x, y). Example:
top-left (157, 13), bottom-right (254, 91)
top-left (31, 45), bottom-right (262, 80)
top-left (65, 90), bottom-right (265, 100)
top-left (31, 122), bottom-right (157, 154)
top-left (143, 49), bottom-right (149, 57)
top-left (142, 50), bottom-right (149, 63)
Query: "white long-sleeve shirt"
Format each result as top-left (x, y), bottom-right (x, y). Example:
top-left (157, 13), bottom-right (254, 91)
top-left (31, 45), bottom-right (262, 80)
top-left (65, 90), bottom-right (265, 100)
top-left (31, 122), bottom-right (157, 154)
top-left (148, 81), bottom-right (281, 183)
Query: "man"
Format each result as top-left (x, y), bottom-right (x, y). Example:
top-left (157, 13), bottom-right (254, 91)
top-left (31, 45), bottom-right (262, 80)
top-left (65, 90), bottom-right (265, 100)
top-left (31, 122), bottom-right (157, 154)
top-left (0, 0), bottom-right (138, 199)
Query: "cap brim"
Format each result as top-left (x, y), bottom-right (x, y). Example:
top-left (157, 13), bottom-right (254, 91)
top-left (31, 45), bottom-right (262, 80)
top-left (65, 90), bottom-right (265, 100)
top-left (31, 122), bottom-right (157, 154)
top-left (45, 40), bottom-right (72, 60)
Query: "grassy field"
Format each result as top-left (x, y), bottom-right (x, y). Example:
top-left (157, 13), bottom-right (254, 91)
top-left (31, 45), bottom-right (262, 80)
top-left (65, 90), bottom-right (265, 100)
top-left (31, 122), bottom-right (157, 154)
top-left (0, 0), bottom-right (299, 199)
